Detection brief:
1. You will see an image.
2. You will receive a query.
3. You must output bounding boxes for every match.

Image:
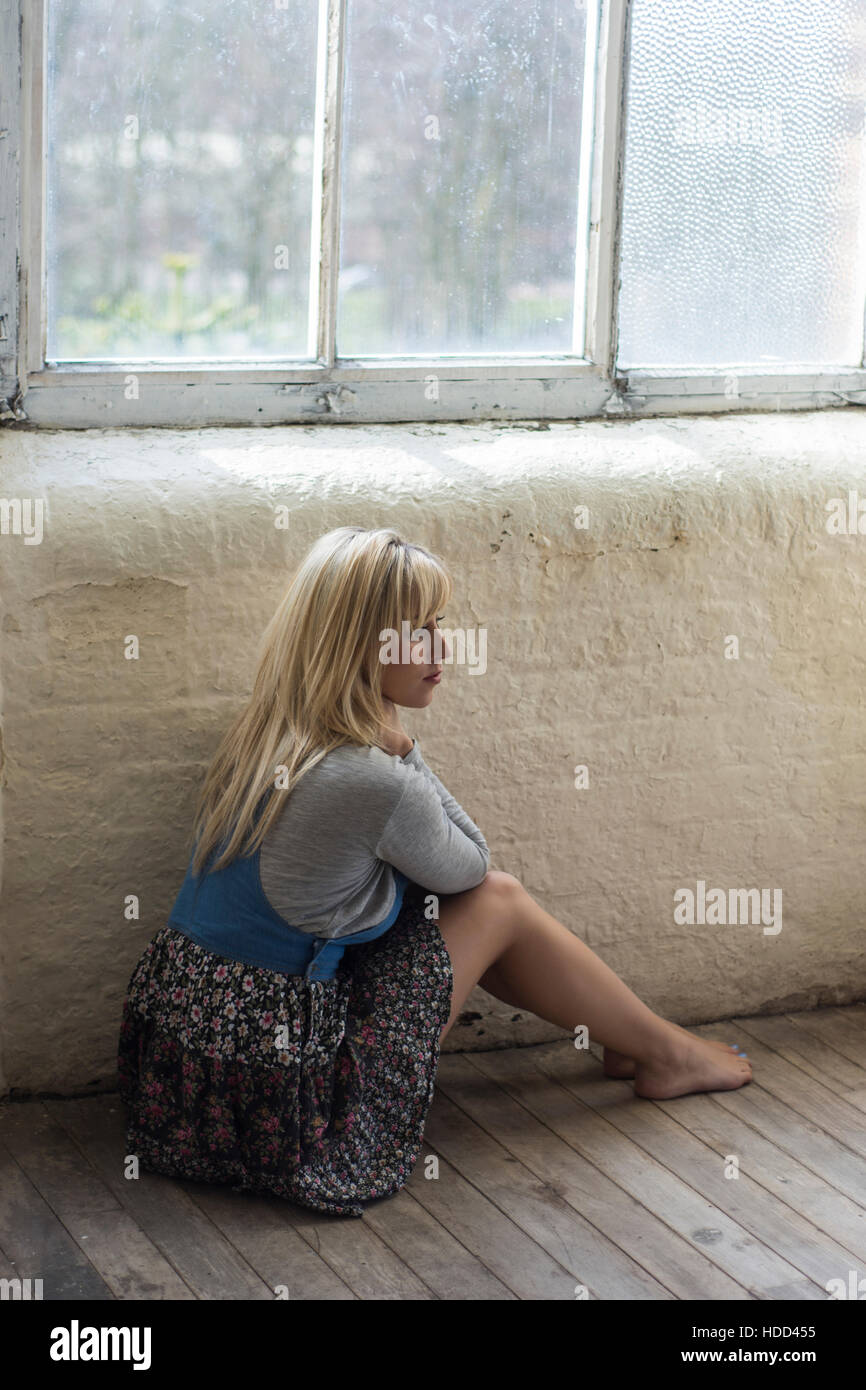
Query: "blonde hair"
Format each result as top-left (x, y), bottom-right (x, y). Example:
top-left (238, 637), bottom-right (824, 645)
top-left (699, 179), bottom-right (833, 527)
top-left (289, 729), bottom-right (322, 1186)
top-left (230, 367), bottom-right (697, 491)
top-left (188, 526), bottom-right (453, 875)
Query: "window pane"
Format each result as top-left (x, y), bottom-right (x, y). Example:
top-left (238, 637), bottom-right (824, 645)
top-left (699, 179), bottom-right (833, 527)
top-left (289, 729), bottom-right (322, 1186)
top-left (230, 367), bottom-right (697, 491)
top-left (617, 0), bottom-right (866, 369)
top-left (338, 0), bottom-right (593, 357)
top-left (46, 0), bottom-right (319, 360)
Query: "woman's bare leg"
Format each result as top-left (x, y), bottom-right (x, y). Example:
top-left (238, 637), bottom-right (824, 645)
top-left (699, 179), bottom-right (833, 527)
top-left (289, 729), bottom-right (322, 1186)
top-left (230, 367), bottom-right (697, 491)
top-left (477, 951), bottom-right (744, 1079)
top-left (434, 871), bottom-right (752, 1100)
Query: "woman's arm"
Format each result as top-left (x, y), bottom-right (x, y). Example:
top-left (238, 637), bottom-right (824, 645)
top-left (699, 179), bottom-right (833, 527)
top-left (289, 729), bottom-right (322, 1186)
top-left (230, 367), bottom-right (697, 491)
top-left (401, 740), bottom-right (488, 855)
top-left (374, 762), bottom-right (490, 894)
top-left (377, 698), bottom-right (486, 850)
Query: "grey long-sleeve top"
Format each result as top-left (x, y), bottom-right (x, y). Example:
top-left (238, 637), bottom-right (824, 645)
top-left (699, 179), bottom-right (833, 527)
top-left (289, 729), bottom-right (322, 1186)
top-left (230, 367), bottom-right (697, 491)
top-left (258, 738), bottom-right (490, 938)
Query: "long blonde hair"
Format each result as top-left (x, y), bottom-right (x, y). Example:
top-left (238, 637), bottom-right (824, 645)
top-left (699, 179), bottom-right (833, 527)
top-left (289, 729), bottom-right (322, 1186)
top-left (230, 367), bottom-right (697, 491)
top-left (188, 526), bottom-right (453, 875)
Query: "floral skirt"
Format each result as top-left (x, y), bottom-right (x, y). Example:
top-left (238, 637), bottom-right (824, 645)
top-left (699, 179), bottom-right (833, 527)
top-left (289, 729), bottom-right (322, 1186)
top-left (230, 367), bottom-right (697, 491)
top-left (116, 880), bottom-right (453, 1218)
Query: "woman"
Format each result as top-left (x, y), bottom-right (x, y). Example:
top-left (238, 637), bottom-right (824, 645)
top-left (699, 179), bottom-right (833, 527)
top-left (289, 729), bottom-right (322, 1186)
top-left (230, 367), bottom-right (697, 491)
top-left (118, 526), bottom-right (751, 1219)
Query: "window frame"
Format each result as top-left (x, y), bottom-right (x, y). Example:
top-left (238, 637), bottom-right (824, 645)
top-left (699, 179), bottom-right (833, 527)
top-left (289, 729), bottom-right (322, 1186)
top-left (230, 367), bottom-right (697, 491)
top-left (4, 0), bottom-right (866, 429)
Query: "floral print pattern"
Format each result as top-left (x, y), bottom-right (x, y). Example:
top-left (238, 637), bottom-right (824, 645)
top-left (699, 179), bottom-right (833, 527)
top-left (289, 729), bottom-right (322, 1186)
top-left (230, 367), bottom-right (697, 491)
top-left (117, 881), bottom-right (453, 1217)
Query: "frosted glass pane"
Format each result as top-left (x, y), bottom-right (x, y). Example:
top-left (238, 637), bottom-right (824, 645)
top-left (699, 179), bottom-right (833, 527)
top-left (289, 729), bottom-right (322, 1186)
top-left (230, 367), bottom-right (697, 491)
top-left (46, 1), bottom-right (319, 360)
top-left (338, 0), bottom-right (592, 356)
top-left (617, 0), bottom-right (866, 369)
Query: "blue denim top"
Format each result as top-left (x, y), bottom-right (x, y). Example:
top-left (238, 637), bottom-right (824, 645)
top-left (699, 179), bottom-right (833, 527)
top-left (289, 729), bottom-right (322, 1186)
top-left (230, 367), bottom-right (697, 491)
top-left (167, 836), bottom-right (409, 982)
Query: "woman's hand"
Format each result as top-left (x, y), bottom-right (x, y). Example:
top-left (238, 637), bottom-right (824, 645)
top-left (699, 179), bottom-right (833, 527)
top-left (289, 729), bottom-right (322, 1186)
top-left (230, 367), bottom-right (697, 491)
top-left (377, 697), bottom-right (414, 757)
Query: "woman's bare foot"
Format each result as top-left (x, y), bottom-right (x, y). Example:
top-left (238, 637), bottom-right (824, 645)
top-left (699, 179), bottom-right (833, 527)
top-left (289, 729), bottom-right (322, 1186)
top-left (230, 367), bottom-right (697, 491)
top-left (603, 1027), bottom-right (744, 1079)
top-left (632, 1029), bottom-right (753, 1099)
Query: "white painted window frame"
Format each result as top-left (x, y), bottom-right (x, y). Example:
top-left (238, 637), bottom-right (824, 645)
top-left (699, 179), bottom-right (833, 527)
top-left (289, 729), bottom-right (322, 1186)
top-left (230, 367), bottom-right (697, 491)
top-left (3, 0), bottom-right (866, 429)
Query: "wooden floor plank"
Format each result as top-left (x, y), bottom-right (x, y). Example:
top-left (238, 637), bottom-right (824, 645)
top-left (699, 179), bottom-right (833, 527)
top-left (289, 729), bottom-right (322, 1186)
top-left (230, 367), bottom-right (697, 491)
top-left (0, 1246), bottom-right (21, 1283)
top-left (692, 1061), bottom-right (866, 1210)
top-left (460, 1048), bottom-right (816, 1299)
top-left (176, 1181), bottom-right (357, 1300)
top-left (509, 1043), bottom-right (847, 1296)
top-left (783, 1006), bottom-right (866, 1072)
top-left (182, 1178), bottom-right (441, 1301)
top-left (421, 1081), bottom-right (675, 1299)
top-left (761, 1278), bottom-right (836, 1299)
top-left (0, 1101), bottom-right (193, 1300)
top-left (735, 1014), bottom-right (866, 1111)
top-left (649, 1088), bottom-right (866, 1264)
top-left (4, 1005), bottom-right (863, 1301)
top-left (713, 1026), bottom-right (866, 1159)
top-left (361, 1187), bottom-right (516, 1300)
top-left (45, 1097), bottom-right (273, 1300)
top-left (440, 1052), bottom-right (752, 1300)
top-left (404, 1119), bottom-right (610, 1300)
top-left (264, 1208), bottom-right (439, 1301)
top-left (0, 1133), bottom-right (114, 1301)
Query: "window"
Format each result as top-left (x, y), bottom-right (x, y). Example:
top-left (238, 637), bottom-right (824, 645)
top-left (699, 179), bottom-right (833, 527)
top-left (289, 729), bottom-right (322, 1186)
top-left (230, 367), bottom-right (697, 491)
top-left (618, 0), bottom-right (866, 371)
top-left (337, 1), bottom-right (593, 357)
top-left (45, 1), bottom-right (321, 362)
top-left (3, 0), bottom-right (866, 427)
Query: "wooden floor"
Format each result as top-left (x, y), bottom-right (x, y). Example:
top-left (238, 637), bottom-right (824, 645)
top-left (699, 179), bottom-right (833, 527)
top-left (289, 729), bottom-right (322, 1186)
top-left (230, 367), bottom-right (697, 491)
top-left (2, 1005), bottom-right (866, 1300)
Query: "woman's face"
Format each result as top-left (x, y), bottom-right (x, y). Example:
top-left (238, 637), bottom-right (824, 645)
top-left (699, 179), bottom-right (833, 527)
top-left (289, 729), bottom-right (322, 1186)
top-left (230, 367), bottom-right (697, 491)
top-left (381, 614), bottom-right (451, 708)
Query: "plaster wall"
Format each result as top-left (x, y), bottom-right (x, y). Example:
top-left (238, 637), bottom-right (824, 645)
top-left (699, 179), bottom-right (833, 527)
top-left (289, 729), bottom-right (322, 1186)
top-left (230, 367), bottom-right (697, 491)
top-left (1, 411), bottom-right (864, 1096)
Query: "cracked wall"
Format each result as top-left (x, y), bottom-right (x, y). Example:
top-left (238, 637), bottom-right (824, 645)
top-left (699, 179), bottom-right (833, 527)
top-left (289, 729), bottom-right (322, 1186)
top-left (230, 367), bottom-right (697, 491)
top-left (0, 412), bottom-right (865, 1095)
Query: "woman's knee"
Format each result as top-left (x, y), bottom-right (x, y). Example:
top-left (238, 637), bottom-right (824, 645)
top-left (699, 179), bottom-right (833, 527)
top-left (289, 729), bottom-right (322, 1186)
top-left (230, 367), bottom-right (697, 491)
top-left (481, 869), bottom-right (525, 901)
top-left (437, 870), bottom-right (527, 1003)
top-left (438, 868), bottom-right (525, 929)
top-left (472, 869), bottom-right (527, 930)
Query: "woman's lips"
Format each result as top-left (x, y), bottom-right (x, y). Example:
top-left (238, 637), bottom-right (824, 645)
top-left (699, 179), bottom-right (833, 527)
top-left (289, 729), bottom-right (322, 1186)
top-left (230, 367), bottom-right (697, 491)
top-left (424, 672), bottom-right (442, 683)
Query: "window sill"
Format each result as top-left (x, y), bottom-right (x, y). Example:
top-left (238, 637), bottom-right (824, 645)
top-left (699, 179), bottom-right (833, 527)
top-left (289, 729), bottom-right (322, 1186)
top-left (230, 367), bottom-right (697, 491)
top-left (10, 364), bottom-right (866, 428)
